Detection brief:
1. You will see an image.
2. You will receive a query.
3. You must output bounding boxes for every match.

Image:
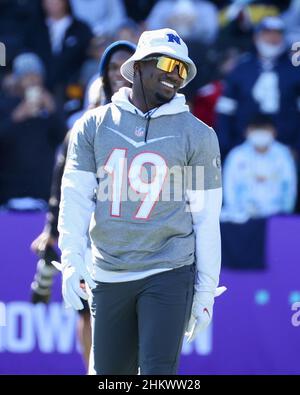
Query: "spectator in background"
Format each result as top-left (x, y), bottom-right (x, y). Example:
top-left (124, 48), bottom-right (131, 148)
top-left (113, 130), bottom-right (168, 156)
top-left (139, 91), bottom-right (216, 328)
top-left (213, 2), bottom-right (254, 56)
top-left (222, 114), bottom-right (297, 222)
top-left (216, 16), bottom-right (300, 158)
top-left (193, 48), bottom-right (240, 127)
top-left (0, 52), bottom-right (66, 209)
top-left (26, 0), bottom-right (92, 99)
top-left (79, 35), bottom-right (113, 89)
top-left (116, 19), bottom-right (141, 44)
top-left (218, 0), bottom-right (290, 27)
top-left (193, 2), bottom-right (255, 120)
top-left (123, 0), bottom-right (159, 24)
top-left (209, 0), bottom-right (230, 9)
top-left (70, 0), bottom-right (126, 37)
top-left (67, 76), bottom-right (102, 129)
top-left (146, 0), bottom-right (219, 44)
top-left (282, 0), bottom-right (300, 45)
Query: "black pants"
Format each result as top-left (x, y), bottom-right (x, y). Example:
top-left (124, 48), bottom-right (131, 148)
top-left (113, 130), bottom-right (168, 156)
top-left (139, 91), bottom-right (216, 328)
top-left (90, 264), bottom-right (195, 375)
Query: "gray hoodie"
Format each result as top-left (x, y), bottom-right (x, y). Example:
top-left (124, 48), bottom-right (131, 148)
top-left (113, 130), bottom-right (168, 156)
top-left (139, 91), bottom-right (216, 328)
top-left (58, 87), bottom-right (221, 283)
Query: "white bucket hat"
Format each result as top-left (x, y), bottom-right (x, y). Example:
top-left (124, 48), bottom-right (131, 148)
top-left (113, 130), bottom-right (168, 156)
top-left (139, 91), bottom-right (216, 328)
top-left (120, 28), bottom-right (197, 88)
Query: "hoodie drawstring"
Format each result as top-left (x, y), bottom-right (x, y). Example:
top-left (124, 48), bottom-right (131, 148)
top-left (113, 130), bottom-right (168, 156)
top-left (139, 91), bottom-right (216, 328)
top-left (144, 114), bottom-right (151, 143)
top-left (144, 107), bottom-right (159, 143)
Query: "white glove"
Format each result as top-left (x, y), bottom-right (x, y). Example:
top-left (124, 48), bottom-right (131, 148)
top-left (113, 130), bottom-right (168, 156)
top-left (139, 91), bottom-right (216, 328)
top-left (185, 286), bottom-right (227, 343)
top-left (52, 254), bottom-right (96, 310)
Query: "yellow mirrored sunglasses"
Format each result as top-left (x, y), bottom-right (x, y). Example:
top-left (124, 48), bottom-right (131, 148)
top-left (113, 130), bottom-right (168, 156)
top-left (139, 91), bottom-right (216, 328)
top-left (143, 56), bottom-right (188, 80)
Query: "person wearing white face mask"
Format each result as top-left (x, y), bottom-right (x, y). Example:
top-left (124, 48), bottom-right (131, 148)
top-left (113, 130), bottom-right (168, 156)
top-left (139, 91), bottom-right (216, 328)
top-left (254, 17), bottom-right (286, 61)
top-left (222, 114), bottom-right (297, 222)
top-left (216, 16), bottom-right (300, 159)
top-left (247, 128), bottom-right (275, 152)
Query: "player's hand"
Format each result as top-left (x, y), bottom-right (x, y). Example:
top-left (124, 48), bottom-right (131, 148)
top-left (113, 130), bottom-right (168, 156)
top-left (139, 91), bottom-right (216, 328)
top-left (11, 100), bottom-right (39, 122)
top-left (40, 90), bottom-right (56, 113)
top-left (185, 286), bottom-right (227, 343)
top-left (31, 231), bottom-right (57, 255)
top-left (52, 255), bottom-right (96, 310)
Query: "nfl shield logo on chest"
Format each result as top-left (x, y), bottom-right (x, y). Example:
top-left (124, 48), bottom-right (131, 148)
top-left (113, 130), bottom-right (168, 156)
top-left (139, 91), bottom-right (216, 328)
top-left (134, 126), bottom-right (145, 137)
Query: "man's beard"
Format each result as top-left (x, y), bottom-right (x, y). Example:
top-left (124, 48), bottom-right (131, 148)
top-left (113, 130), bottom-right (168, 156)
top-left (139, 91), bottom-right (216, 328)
top-left (155, 91), bottom-right (173, 105)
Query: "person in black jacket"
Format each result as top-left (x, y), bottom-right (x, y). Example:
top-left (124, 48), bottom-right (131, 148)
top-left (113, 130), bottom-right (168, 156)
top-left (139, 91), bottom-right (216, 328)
top-left (216, 16), bottom-right (300, 158)
top-left (26, 0), bottom-right (93, 97)
top-left (0, 52), bottom-right (66, 208)
top-left (0, 0), bottom-right (41, 71)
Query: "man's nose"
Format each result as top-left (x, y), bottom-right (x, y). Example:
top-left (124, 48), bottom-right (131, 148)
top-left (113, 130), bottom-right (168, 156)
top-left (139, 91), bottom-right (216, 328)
top-left (166, 66), bottom-right (182, 82)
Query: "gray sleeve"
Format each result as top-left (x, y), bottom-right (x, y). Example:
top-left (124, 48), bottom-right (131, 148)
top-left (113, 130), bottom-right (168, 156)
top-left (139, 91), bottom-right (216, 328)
top-left (187, 126), bottom-right (222, 190)
top-left (66, 113), bottom-right (97, 174)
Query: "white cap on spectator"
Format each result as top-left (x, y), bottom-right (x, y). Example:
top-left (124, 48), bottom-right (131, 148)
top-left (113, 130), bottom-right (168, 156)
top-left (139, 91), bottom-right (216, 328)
top-left (13, 52), bottom-right (45, 79)
top-left (255, 16), bottom-right (285, 33)
top-left (120, 28), bottom-right (197, 88)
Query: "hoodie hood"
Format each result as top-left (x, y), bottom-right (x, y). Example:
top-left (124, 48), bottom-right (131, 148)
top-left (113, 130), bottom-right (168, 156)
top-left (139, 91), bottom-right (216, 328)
top-left (111, 87), bottom-right (189, 118)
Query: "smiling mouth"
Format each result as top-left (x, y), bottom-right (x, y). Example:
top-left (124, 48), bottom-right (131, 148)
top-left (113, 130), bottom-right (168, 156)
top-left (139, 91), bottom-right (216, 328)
top-left (161, 81), bottom-right (175, 89)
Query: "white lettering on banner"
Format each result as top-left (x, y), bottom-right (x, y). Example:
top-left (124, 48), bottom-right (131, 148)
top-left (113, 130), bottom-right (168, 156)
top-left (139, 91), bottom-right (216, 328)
top-left (0, 302), bottom-right (77, 353)
top-left (0, 302), bottom-right (6, 327)
top-left (6, 302), bottom-right (34, 353)
top-left (34, 304), bottom-right (77, 353)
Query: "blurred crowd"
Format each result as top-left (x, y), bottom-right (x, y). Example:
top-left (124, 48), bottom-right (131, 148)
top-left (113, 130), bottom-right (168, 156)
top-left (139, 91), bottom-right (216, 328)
top-left (1, 0), bottom-right (300, 222)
